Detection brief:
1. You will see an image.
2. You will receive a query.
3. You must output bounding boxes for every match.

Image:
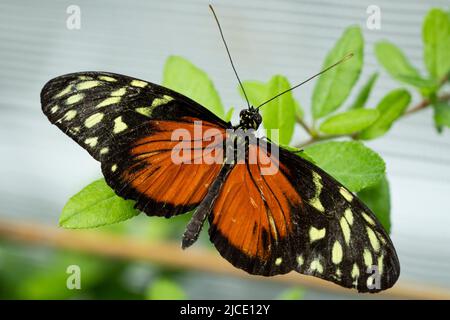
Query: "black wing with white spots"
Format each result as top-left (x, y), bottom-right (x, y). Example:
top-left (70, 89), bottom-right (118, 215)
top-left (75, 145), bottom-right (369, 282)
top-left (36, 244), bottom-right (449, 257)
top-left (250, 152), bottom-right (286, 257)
top-left (41, 71), bottom-right (230, 218)
top-left (208, 142), bottom-right (400, 293)
top-left (41, 71), bottom-right (228, 162)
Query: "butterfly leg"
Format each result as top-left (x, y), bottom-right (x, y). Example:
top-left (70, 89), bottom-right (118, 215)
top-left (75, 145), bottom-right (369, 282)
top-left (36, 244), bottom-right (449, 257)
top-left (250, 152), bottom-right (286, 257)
top-left (182, 163), bottom-right (234, 249)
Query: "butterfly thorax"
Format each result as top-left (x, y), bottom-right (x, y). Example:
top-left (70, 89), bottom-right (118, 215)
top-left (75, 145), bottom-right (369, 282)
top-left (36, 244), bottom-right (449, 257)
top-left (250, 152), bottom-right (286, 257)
top-left (237, 107), bottom-right (262, 131)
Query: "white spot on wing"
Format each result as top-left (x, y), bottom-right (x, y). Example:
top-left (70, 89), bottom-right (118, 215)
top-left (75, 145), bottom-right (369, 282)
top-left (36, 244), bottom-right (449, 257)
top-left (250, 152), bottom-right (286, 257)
top-left (275, 257), bottom-right (282, 266)
top-left (362, 212), bottom-right (376, 226)
top-left (63, 110), bottom-right (77, 121)
top-left (97, 96), bottom-right (121, 108)
top-left (113, 116), bottom-right (127, 133)
top-left (331, 241), bottom-right (343, 264)
top-left (308, 171), bottom-right (325, 212)
top-left (339, 187), bottom-right (354, 202)
top-left (310, 259), bottom-right (323, 274)
top-left (339, 216), bottom-right (351, 245)
top-left (366, 227), bottom-right (380, 252)
top-left (363, 248), bottom-right (373, 267)
top-left (344, 208), bottom-right (354, 225)
top-left (99, 75), bottom-right (116, 82)
top-left (50, 105), bottom-right (59, 114)
top-left (111, 87), bottom-right (126, 97)
top-left (84, 137), bottom-right (98, 148)
top-left (309, 226), bottom-right (326, 242)
top-left (130, 79), bottom-right (148, 87)
top-left (76, 80), bottom-right (101, 90)
top-left (84, 112), bottom-right (104, 128)
top-left (66, 93), bottom-right (84, 105)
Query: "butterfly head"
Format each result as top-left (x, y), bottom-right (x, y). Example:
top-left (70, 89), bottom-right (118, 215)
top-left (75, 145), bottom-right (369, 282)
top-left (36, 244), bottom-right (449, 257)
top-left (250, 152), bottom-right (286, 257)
top-left (238, 107), bottom-right (262, 131)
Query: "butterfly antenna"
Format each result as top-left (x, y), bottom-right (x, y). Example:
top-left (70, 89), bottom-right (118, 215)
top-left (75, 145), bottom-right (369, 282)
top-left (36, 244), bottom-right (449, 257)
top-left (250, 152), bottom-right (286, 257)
top-left (209, 4), bottom-right (251, 109)
top-left (256, 53), bottom-right (354, 110)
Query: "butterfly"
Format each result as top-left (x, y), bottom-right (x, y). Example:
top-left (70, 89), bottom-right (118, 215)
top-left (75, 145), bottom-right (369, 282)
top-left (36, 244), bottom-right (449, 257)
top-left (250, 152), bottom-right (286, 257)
top-left (40, 6), bottom-right (399, 293)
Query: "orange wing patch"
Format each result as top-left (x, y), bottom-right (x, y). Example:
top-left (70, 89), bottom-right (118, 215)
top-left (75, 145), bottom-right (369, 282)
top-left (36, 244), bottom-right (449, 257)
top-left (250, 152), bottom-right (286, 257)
top-left (210, 144), bottom-right (302, 261)
top-left (113, 118), bottom-right (226, 216)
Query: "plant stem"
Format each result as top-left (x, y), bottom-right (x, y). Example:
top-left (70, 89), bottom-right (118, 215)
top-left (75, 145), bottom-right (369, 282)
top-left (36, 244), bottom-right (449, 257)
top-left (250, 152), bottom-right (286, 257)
top-left (296, 92), bottom-right (450, 148)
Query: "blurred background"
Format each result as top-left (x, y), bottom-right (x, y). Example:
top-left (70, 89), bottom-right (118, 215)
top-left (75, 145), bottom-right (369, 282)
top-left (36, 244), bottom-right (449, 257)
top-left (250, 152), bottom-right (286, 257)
top-left (0, 0), bottom-right (449, 299)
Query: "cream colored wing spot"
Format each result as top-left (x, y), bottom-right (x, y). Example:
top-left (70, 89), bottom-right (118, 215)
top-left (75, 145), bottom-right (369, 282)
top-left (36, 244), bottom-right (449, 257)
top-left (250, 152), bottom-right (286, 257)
top-left (331, 241), bottom-right (343, 264)
top-left (366, 227), bottom-right (380, 252)
top-left (297, 255), bottom-right (304, 267)
top-left (309, 226), bottom-right (326, 242)
top-left (70, 127), bottom-right (80, 134)
top-left (54, 84), bottom-right (73, 98)
top-left (98, 75), bottom-right (116, 82)
top-left (377, 255), bottom-right (384, 274)
top-left (308, 171), bottom-right (325, 212)
top-left (111, 164), bottom-right (118, 172)
top-left (62, 110), bottom-right (77, 121)
top-left (96, 96), bottom-right (121, 108)
top-left (113, 116), bottom-right (128, 134)
top-left (50, 105), bottom-right (59, 114)
top-left (84, 112), bottom-right (104, 128)
top-left (310, 259), bottom-right (323, 274)
top-left (362, 212), bottom-right (376, 226)
top-left (339, 216), bottom-right (351, 245)
top-left (336, 268), bottom-right (342, 277)
top-left (76, 80), bottom-right (101, 90)
top-left (78, 75), bottom-right (92, 80)
top-left (135, 107), bottom-right (153, 117)
top-left (130, 80), bottom-right (148, 88)
top-left (351, 263), bottom-right (360, 286)
top-left (344, 208), bottom-right (354, 225)
top-left (363, 248), bottom-right (373, 267)
top-left (84, 137), bottom-right (98, 148)
top-left (111, 87), bottom-right (127, 97)
top-left (66, 93), bottom-right (84, 105)
top-left (275, 257), bottom-right (282, 266)
top-left (339, 187), bottom-right (354, 202)
top-left (152, 95), bottom-right (174, 107)
top-left (100, 147), bottom-right (109, 155)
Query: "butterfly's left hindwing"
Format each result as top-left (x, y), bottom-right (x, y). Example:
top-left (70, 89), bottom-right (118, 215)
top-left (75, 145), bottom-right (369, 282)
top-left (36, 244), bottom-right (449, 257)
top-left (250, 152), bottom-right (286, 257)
top-left (41, 72), bottom-right (230, 217)
top-left (208, 142), bottom-right (400, 293)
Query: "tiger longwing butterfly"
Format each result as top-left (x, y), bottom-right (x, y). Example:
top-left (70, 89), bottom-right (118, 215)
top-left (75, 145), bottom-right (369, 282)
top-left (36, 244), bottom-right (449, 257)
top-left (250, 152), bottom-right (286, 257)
top-left (41, 5), bottom-right (399, 293)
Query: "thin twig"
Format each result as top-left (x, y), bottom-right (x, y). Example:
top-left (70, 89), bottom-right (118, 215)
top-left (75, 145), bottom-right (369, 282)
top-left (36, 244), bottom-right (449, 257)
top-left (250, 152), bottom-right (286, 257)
top-left (297, 91), bottom-right (450, 148)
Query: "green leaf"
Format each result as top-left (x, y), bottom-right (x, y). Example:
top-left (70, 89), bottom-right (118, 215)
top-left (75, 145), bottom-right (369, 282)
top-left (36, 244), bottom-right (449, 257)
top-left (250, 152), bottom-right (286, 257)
top-left (304, 141), bottom-right (385, 192)
top-left (224, 107), bottom-right (234, 122)
top-left (240, 80), bottom-right (267, 107)
top-left (319, 109), bottom-right (379, 135)
top-left (349, 72), bottom-right (379, 109)
top-left (261, 75), bottom-right (297, 145)
top-left (423, 8), bottom-right (450, 79)
top-left (163, 56), bottom-right (224, 118)
top-left (358, 89), bottom-right (411, 140)
top-left (395, 75), bottom-right (438, 90)
top-left (278, 287), bottom-right (306, 300)
top-left (358, 175), bottom-right (391, 234)
top-left (146, 278), bottom-right (186, 300)
top-left (375, 41), bottom-right (426, 88)
top-left (312, 26), bottom-right (364, 119)
top-left (60, 179), bottom-right (139, 228)
top-left (294, 99), bottom-right (304, 119)
top-left (433, 101), bottom-right (450, 132)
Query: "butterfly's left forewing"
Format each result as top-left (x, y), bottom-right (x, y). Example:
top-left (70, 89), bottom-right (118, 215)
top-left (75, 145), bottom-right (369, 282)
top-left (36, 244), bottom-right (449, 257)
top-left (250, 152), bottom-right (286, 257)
top-left (41, 72), bottom-right (230, 217)
top-left (208, 141), bottom-right (400, 292)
